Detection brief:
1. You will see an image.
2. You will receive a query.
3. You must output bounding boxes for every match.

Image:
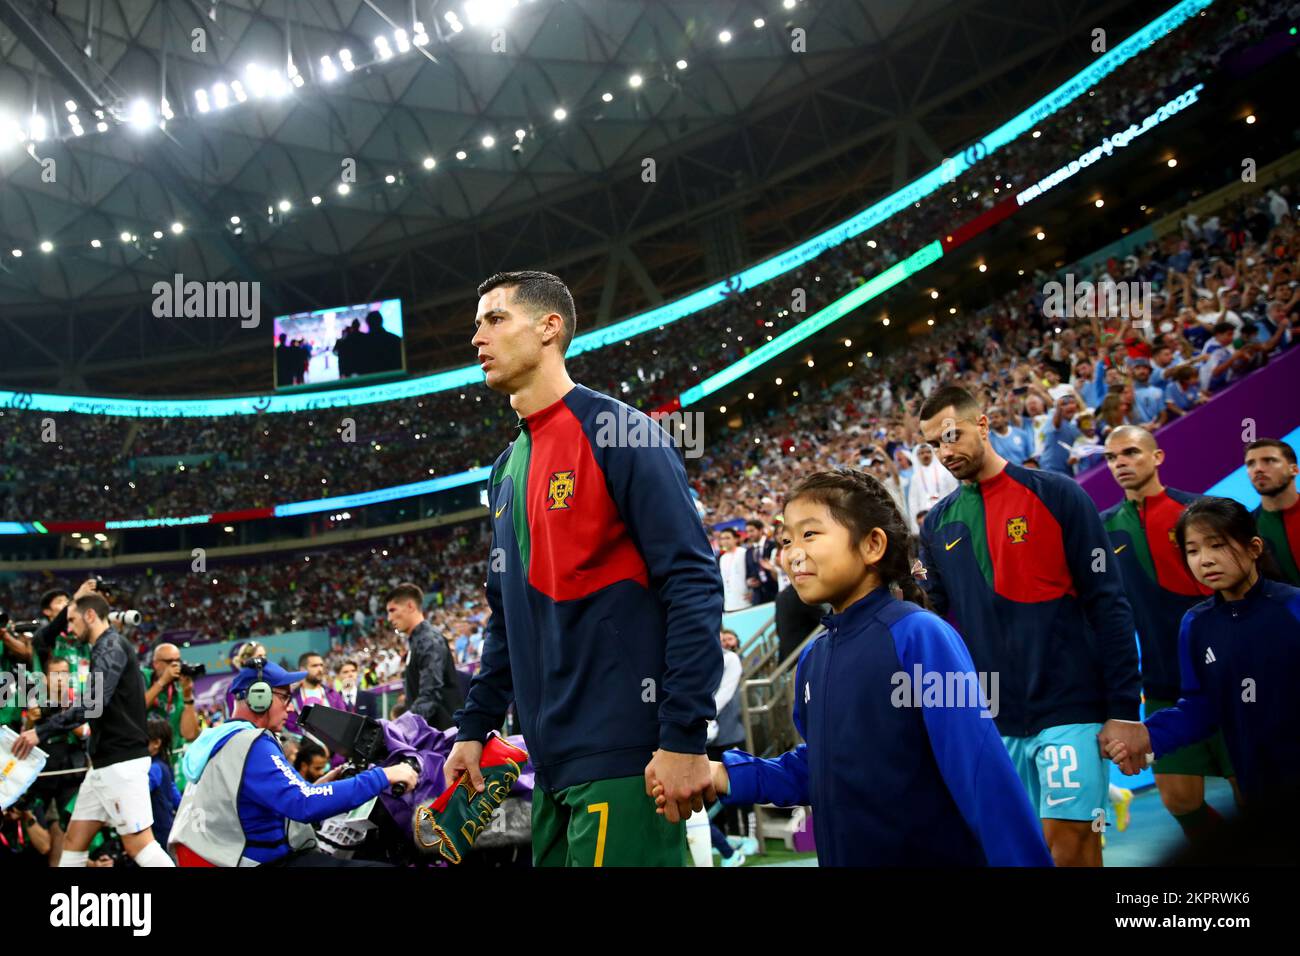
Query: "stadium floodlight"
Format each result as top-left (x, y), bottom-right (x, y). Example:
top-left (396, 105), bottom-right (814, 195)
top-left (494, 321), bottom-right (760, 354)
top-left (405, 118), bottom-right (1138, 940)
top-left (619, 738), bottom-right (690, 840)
top-left (1095, 198), bottom-right (1105, 208)
top-left (413, 22), bottom-right (430, 46)
top-left (676, 59), bottom-right (687, 70)
top-left (128, 98), bottom-right (155, 130)
top-left (287, 59), bottom-right (302, 86)
top-left (514, 129), bottom-right (525, 141)
top-left (481, 134), bottom-right (496, 147)
top-left (455, 149), bottom-right (467, 160)
top-left (423, 156), bottom-right (436, 169)
top-left (552, 107), bottom-right (566, 121)
top-left (29, 113), bottom-right (47, 142)
top-left (231, 81), bottom-right (248, 103)
top-left (311, 195), bottom-right (322, 205)
top-left (160, 98), bottom-right (174, 120)
top-left (718, 30), bottom-right (732, 43)
top-left (1167, 157), bottom-right (1178, 167)
top-left (375, 35), bottom-right (393, 60)
top-left (394, 28), bottom-right (410, 53)
top-left (90, 239), bottom-right (101, 248)
top-left (320, 55), bottom-right (339, 81)
top-left (246, 63), bottom-right (269, 96)
top-left (10, 249), bottom-right (21, 257)
top-left (339, 48), bottom-right (355, 72)
top-left (213, 83), bottom-right (230, 109)
top-left (1245, 114), bottom-right (1256, 124)
top-left (170, 222), bottom-right (184, 234)
top-left (278, 199), bottom-right (292, 212)
top-left (65, 99), bottom-right (78, 113)
top-left (266, 70), bottom-right (290, 98)
top-left (195, 88), bottom-right (211, 113)
top-left (153, 230), bottom-right (163, 239)
top-left (464, 0), bottom-right (519, 28)
top-left (601, 92), bottom-right (613, 102)
top-left (120, 231), bottom-right (132, 242)
top-left (229, 215), bottom-right (240, 225)
top-left (384, 173), bottom-right (396, 184)
top-left (39, 241), bottom-right (53, 253)
top-left (754, 18), bottom-right (765, 28)
top-left (628, 73), bottom-right (643, 88)
top-left (337, 182), bottom-right (351, 195)
top-left (783, 0), bottom-right (796, 9)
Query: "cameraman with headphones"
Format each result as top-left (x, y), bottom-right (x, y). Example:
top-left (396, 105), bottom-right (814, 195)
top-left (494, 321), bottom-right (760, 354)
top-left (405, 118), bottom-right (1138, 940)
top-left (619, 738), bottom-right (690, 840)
top-left (169, 657), bottom-right (417, 867)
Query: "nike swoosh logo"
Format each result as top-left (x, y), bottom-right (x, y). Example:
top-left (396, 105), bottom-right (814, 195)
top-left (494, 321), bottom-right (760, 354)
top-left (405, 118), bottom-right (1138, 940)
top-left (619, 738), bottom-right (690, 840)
top-left (945, 537), bottom-right (963, 551)
top-left (1044, 795), bottom-right (1076, 807)
top-left (1115, 544), bottom-right (1127, 553)
top-left (495, 503), bottom-right (507, 519)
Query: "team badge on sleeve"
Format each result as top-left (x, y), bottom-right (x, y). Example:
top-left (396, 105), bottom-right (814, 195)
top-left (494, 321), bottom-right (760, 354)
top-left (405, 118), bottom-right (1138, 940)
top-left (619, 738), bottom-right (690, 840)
top-left (1006, 515), bottom-right (1029, 544)
top-left (547, 470), bottom-right (575, 510)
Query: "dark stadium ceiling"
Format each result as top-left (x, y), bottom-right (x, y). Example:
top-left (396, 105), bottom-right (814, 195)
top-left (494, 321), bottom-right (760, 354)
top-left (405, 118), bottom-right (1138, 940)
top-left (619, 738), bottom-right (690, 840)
top-left (0, 0), bottom-right (1166, 392)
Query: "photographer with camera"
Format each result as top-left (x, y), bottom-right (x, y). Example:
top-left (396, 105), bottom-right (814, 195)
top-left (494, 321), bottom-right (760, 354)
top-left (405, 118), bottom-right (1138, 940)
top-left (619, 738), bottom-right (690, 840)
top-left (8, 582), bottom-right (175, 867)
top-left (1, 801), bottom-right (51, 869)
top-left (142, 642), bottom-right (200, 753)
top-left (29, 587), bottom-right (91, 700)
top-left (169, 657), bottom-right (417, 867)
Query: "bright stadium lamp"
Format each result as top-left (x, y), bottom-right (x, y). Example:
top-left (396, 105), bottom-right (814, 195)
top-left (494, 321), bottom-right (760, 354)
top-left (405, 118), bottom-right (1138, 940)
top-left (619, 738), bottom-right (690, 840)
top-left (320, 56), bottom-right (338, 81)
top-left (128, 98), bottom-right (153, 131)
top-left (212, 83), bottom-right (230, 109)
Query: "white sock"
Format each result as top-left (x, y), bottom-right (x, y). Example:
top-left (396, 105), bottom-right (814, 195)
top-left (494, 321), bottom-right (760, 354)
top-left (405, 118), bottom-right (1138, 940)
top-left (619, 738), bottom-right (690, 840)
top-left (59, 849), bottom-right (89, 868)
top-left (132, 841), bottom-right (176, 867)
top-left (1109, 783), bottom-right (1126, 802)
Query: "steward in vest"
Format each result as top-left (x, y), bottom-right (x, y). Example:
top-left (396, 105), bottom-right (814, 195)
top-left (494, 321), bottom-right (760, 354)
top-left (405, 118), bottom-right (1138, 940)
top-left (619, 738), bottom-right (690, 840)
top-left (169, 659), bottom-right (417, 867)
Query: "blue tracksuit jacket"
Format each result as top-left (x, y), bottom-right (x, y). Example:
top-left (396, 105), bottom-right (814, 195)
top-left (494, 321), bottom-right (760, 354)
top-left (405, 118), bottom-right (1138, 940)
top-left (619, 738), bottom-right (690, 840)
top-left (720, 587), bottom-right (1052, 866)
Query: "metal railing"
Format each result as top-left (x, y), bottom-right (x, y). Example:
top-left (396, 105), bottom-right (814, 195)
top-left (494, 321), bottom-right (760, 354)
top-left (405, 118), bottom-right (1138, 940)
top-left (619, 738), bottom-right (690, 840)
top-left (736, 618), bottom-right (822, 853)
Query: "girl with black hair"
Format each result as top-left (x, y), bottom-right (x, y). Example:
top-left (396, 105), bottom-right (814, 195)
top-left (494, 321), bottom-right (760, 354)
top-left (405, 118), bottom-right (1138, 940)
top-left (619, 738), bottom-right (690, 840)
top-left (657, 469), bottom-right (1052, 865)
top-left (1105, 497), bottom-right (1300, 803)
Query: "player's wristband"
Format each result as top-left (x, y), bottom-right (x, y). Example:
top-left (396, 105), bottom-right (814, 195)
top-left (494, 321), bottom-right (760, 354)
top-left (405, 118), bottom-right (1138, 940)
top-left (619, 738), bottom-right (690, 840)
top-left (413, 734), bottom-right (528, 864)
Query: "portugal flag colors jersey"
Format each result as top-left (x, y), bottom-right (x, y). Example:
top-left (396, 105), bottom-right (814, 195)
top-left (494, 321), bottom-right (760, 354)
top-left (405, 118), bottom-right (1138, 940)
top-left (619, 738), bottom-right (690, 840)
top-left (455, 384), bottom-right (724, 793)
top-left (1254, 498), bottom-right (1300, 586)
top-left (1101, 488), bottom-right (1211, 700)
top-left (919, 463), bottom-right (1141, 737)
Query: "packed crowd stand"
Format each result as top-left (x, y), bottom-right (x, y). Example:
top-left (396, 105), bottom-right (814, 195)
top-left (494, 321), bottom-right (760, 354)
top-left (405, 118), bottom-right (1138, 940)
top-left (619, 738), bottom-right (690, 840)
top-left (0, 0), bottom-right (1283, 524)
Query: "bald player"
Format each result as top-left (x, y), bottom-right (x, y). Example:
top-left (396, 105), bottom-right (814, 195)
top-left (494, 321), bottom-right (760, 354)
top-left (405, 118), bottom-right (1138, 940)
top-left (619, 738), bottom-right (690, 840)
top-left (1098, 426), bottom-right (1238, 841)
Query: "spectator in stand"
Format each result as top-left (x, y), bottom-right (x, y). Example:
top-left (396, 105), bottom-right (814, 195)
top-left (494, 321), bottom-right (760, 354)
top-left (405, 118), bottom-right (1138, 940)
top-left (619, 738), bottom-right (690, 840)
top-left (987, 405), bottom-right (1034, 467)
top-left (336, 660), bottom-right (381, 719)
top-left (716, 529), bottom-right (757, 612)
top-left (905, 442), bottom-right (959, 533)
top-left (1128, 359), bottom-right (1168, 427)
top-left (745, 518), bottom-right (779, 604)
top-left (1039, 391), bottom-right (1083, 475)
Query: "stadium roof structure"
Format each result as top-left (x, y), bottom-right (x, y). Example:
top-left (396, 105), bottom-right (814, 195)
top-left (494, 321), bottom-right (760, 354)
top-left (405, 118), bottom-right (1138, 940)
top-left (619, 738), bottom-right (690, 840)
top-left (0, 0), bottom-right (1169, 393)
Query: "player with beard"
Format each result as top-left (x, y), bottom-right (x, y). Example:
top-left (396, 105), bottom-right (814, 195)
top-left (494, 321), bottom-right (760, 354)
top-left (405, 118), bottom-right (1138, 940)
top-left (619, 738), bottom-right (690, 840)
top-left (1245, 439), bottom-right (1300, 585)
top-left (915, 386), bottom-right (1142, 866)
top-left (1098, 427), bottom-right (1237, 841)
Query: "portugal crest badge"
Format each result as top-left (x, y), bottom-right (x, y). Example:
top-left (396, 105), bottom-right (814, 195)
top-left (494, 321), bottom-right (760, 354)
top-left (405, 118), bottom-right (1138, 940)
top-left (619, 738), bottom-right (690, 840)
top-left (547, 470), bottom-right (575, 510)
top-left (1006, 515), bottom-right (1029, 544)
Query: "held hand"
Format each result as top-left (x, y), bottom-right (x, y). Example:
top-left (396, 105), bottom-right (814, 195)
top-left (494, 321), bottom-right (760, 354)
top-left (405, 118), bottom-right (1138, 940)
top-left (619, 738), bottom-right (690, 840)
top-left (73, 578), bottom-right (98, 601)
top-left (644, 749), bottom-right (715, 824)
top-left (1098, 719), bottom-right (1150, 771)
top-left (384, 762), bottom-right (419, 792)
top-left (443, 740), bottom-right (485, 792)
top-left (655, 761), bottom-right (731, 815)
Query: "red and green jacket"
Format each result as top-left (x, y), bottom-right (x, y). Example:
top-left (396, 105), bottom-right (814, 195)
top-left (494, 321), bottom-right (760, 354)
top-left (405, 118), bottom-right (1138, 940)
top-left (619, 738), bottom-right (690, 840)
top-left (918, 464), bottom-right (1141, 737)
top-left (454, 385), bottom-right (724, 792)
top-left (1100, 488), bottom-right (1211, 700)
top-left (1254, 498), bottom-right (1300, 586)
